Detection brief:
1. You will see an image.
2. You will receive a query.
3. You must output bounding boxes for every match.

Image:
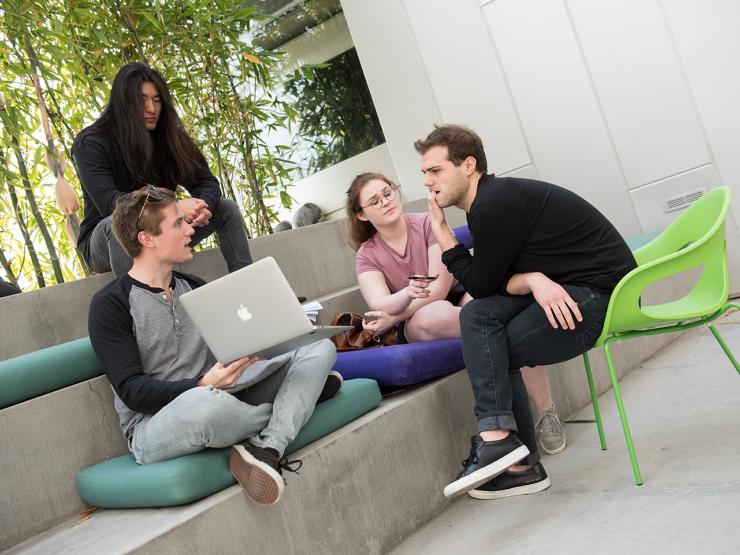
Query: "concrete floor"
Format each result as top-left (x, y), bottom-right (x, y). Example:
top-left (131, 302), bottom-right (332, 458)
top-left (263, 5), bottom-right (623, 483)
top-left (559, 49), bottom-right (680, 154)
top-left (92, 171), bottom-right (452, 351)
top-left (392, 311), bottom-right (740, 555)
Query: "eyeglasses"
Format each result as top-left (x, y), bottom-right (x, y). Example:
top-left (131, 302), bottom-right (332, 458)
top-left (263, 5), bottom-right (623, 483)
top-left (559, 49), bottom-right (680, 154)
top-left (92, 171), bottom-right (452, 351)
top-left (358, 187), bottom-right (398, 211)
top-left (137, 184), bottom-right (165, 221)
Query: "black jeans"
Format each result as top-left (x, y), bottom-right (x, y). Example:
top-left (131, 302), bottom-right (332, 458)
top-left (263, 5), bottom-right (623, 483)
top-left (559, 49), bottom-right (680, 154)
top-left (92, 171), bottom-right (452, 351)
top-left (459, 285), bottom-right (610, 465)
top-left (86, 198), bottom-right (252, 276)
top-left (0, 278), bottom-right (21, 297)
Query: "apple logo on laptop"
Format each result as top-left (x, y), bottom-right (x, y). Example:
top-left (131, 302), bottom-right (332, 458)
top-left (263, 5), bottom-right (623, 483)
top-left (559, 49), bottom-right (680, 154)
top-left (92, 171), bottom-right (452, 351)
top-left (237, 304), bottom-right (252, 322)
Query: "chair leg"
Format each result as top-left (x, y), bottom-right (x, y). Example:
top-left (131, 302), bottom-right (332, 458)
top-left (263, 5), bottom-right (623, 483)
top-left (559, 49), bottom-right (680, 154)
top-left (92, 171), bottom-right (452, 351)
top-left (708, 325), bottom-right (740, 374)
top-left (603, 343), bottom-right (644, 486)
top-left (583, 352), bottom-right (607, 450)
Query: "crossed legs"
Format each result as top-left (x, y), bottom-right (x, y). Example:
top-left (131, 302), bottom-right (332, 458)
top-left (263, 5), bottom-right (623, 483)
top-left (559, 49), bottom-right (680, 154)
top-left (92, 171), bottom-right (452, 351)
top-left (130, 340), bottom-right (335, 464)
top-left (86, 198), bottom-right (252, 276)
top-left (403, 295), bottom-right (558, 428)
top-left (444, 286), bottom-right (610, 498)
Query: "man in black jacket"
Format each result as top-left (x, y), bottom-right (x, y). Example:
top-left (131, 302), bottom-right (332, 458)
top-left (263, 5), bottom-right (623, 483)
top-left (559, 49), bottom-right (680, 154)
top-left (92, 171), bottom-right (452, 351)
top-left (416, 124), bottom-right (636, 500)
top-left (73, 62), bottom-right (252, 276)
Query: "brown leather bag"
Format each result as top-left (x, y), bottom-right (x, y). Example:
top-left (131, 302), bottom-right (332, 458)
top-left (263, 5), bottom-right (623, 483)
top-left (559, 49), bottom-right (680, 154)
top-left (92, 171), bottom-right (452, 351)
top-left (330, 311), bottom-right (400, 351)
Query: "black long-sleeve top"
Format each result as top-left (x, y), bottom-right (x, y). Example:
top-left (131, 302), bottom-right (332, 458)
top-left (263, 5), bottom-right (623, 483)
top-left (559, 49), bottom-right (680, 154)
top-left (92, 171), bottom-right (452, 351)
top-left (72, 127), bottom-right (221, 256)
top-left (441, 175), bottom-right (637, 298)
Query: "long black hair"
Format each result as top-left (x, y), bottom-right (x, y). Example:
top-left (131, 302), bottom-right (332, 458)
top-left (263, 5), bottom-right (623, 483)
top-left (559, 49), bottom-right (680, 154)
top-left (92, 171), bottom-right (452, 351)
top-left (92, 62), bottom-right (205, 186)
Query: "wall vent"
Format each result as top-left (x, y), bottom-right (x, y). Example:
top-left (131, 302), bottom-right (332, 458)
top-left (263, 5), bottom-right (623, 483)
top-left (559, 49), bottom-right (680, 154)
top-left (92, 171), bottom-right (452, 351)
top-left (662, 188), bottom-right (706, 214)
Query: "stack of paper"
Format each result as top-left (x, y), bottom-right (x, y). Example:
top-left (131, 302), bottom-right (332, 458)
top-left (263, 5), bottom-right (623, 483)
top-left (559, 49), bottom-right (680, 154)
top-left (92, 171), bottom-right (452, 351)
top-left (302, 301), bottom-right (323, 322)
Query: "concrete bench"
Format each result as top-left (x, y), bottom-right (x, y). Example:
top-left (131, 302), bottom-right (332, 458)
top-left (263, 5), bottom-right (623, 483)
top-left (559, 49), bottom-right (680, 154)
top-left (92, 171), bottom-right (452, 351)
top-left (4, 322), bottom-right (685, 553)
top-left (0, 205), bottom-right (695, 552)
top-left (4, 372), bottom-right (477, 554)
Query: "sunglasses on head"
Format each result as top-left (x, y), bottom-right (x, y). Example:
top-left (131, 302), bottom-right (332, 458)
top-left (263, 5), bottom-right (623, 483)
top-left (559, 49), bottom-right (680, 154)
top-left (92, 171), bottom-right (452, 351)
top-left (137, 184), bottom-right (165, 221)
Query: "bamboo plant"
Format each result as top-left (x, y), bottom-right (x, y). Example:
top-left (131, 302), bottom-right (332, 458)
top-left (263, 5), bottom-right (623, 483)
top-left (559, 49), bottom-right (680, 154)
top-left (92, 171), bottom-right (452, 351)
top-left (0, 0), bottom-right (297, 290)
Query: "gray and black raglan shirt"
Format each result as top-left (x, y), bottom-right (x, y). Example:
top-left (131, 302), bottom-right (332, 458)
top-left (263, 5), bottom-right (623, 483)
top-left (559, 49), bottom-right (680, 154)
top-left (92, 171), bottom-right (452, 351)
top-left (89, 272), bottom-right (293, 449)
top-left (88, 272), bottom-right (212, 446)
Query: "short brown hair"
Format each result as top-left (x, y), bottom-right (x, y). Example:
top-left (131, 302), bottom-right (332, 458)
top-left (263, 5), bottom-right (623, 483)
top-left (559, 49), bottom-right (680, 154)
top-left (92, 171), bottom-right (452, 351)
top-left (111, 186), bottom-right (177, 257)
top-left (414, 124), bottom-right (487, 174)
top-left (345, 172), bottom-right (399, 251)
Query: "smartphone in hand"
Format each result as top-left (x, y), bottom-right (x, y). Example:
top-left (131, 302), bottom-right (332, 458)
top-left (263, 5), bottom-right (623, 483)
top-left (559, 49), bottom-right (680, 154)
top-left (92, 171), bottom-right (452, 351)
top-left (407, 274), bottom-right (439, 281)
top-left (363, 312), bottom-right (381, 322)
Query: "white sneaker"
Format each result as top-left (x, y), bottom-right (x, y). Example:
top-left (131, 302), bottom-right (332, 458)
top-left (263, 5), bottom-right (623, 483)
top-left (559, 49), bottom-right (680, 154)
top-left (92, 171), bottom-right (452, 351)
top-left (229, 444), bottom-right (286, 505)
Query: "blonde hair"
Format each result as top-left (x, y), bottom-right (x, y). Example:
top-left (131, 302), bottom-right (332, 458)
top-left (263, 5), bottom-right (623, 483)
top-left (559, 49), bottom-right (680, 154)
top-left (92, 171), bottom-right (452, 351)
top-left (111, 186), bottom-right (176, 257)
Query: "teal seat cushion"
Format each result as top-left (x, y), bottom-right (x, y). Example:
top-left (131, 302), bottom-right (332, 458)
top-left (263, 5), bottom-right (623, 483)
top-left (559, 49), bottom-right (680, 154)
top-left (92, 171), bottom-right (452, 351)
top-left (77, 378), bottom-right (381, 508)
top-left (0, 337), bottom-right (103, 408)
top-left (625, 230), bottom-right (662, 251)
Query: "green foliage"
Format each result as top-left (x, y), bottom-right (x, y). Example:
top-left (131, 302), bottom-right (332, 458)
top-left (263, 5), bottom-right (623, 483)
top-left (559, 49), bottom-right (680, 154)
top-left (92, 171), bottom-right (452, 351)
top-left (285, 48), bottom-right (384, 174)
top-left (0, 0), bottom-right (297, 290)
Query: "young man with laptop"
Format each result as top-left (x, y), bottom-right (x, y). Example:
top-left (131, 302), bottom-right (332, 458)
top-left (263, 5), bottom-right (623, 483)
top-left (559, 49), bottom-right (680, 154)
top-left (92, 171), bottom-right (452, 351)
top-left (88, 186), bottom-right (339, 505)
top-left (416, 124), bottom-right (636, 500)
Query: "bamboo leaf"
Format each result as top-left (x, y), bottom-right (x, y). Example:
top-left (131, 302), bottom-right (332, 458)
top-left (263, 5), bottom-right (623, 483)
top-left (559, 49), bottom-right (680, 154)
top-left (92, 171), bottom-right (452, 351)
top-left (0, 0), bottom-right (299, 289)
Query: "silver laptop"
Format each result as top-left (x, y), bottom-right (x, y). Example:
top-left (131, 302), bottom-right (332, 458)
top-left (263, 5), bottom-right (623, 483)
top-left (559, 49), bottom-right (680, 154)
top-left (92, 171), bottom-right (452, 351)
top-left (180, 257), bottom-right (350, 362)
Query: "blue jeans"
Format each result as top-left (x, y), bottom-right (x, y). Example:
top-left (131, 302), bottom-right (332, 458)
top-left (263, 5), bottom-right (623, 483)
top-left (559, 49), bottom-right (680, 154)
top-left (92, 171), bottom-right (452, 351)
top-left (130, 340), bottom-right (336, 464)
top-left (459, 285), bottom-right (610, 465)
top-left (87, 198), bottom-right (252, 276)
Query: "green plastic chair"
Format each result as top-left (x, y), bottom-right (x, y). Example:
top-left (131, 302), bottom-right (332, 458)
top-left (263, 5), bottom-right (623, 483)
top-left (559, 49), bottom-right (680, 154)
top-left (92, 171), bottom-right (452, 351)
top-left (582, 186), bottom-right (739, 485)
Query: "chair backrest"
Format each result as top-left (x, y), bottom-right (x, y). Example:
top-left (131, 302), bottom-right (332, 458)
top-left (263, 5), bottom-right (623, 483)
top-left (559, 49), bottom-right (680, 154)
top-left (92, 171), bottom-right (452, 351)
top-left (599, 186), bottom-right (731, 339)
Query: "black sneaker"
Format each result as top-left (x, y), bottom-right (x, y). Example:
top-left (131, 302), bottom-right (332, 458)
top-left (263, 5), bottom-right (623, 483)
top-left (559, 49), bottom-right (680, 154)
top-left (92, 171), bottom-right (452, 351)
top-left (468, 462), bottom-right (551, 500)
top-left (443, 434), bottom-right (529, 498)
top-left (229, 443), bottom-right (302, 505)
top-left (317, 370), bottom-right (343, 403)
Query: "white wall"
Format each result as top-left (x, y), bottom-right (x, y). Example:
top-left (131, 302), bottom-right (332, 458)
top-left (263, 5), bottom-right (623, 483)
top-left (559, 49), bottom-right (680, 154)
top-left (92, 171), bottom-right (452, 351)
top-left (341, 0), bottom-right (740, 293)
top-left (277, 143), bottom-right (398, 223)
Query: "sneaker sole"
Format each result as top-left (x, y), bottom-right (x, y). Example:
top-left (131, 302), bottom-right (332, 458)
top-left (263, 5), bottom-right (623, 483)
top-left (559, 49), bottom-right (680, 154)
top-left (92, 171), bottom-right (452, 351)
top-left (318, 370), bottom-right (343, 403)
top-left (540, 437), bottom-right (566, 455)
top-left (468, 476), bottom-right (551, 500)
top-left (229, 445), bottom-right (284, 505)
top-left (443, 444), bottom-right (530, 498)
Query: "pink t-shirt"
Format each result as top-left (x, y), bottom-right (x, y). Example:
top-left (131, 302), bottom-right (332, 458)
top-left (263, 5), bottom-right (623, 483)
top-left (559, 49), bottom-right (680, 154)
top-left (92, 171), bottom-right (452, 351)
top-left (356, 212), bottom-right (438, 293)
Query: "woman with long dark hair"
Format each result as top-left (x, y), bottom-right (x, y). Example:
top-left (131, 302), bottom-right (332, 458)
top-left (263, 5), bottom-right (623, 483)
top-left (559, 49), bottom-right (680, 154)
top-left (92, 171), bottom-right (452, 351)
top-left (73, 62), bottom-right (252, 275)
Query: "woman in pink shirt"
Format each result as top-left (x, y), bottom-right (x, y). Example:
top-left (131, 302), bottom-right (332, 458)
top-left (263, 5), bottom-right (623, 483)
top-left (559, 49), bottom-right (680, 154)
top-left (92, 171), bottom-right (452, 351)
top-left (345, 172), bottom-right (567, 455)
top-left (348, 172), bottom-right (468, 342)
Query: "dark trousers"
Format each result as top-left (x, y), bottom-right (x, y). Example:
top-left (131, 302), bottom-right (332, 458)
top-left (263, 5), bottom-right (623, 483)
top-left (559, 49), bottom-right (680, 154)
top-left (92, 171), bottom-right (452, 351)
top-left (0, 278), bottom-right (21, 297)
top-left (459, 285), bottom-right (610, 465)
top-left (86, 198), bottom-right (253, 276)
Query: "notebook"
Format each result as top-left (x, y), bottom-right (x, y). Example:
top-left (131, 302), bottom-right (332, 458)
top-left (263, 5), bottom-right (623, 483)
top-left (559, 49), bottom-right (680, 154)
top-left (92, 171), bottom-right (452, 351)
top-left (180, 256), bottom-right (350, 363)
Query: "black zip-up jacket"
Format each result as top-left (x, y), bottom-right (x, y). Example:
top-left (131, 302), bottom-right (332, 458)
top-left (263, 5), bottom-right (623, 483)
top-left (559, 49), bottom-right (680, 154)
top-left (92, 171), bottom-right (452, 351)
top-left (72, 127), bottom-right (221, 258)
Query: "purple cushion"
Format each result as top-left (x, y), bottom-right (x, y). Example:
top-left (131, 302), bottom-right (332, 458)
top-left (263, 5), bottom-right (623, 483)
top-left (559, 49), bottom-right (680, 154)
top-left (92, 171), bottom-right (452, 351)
top-left (453, 225), bottom-right (473, 249)
top-left (334, 339), bottom-right (464, 386)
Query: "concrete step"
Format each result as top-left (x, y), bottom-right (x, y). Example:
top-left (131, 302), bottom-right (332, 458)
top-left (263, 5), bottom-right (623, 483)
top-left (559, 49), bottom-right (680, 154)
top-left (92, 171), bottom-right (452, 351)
top-left (0, 221), bottom-right (359, 360)
top-left (0, 270), bottom-right (693, 550)
top-left (0, 320), bottom-right (679, 553)
top-left (0, 196), bottom-right (698, 552)
top-left (4, 372), bottom-right (476, 555)
top-left (0, 284), bottom-right (367, 550)
top-left (313, 285), bottom-right (367, 325)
